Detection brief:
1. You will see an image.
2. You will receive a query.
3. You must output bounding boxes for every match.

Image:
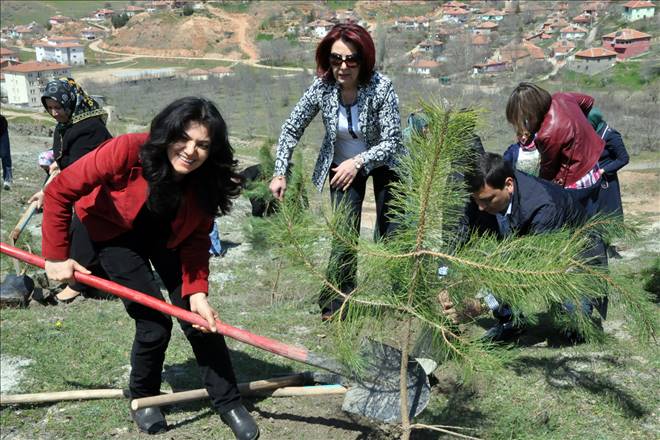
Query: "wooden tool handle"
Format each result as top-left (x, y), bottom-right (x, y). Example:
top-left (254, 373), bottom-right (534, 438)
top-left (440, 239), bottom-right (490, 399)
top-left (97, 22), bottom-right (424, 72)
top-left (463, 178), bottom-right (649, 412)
top-left (9, 201), bottom-right (38, 242)
top-left (0, 389), bottom-right (128, 405)
top-left (131, 385), bottom-right (347, 410)
top-left (130, 374), bottom-right (306, 410)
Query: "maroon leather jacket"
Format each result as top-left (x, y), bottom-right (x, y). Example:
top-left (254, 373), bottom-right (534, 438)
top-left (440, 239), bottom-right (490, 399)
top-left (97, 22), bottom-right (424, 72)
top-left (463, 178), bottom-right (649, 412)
top-left (536, 92), bottom-right (605, 187)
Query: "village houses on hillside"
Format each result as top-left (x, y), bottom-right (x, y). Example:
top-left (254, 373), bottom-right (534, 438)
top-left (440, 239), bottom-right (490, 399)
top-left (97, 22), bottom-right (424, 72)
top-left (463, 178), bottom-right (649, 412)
top-left (3, 61), bottom-right (70, 106)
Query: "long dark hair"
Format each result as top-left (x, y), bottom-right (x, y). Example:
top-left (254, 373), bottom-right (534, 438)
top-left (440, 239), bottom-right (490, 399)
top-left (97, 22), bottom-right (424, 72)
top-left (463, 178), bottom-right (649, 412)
top-left (139, 97), bottom-right (241, 217)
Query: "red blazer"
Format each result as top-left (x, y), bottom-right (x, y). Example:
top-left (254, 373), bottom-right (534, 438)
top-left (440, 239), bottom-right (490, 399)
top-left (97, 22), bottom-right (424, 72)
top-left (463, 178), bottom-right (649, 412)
top-left (42, 133), bottom-right (213, 297)
top-left (536, 92), bottom-right (605, 187)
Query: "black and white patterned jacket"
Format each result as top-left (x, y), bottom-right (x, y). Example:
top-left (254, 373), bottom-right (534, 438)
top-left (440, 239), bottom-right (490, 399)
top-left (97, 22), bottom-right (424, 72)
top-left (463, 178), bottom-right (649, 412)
top-left (274, 71), bottom-right (405, 192)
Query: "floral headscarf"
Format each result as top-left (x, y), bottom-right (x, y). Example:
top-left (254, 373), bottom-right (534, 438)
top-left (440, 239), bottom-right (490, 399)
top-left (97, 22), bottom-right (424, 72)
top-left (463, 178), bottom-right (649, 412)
top-left (41, 77), bottom-right (107, 126)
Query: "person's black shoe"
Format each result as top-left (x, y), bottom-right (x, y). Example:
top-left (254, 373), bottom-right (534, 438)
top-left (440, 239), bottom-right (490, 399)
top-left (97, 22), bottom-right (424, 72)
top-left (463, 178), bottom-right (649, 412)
top-left (607, 245), bottom-right (622, 259)
top-left (482, 320), bottom-right (524, 342)
top-left (220, 405), bottom-right (259, 440)
top-left (131, 407), bottom-right (167, 434)
top-left (321, 298), bottom-right (347, 322)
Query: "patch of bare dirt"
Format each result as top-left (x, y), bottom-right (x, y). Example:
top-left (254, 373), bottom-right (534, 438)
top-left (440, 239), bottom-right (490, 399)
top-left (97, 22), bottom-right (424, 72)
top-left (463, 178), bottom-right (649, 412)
top-left (101, 12), bottom-right (250, 59)
top-left (619, 168), bottom-right (660, 221)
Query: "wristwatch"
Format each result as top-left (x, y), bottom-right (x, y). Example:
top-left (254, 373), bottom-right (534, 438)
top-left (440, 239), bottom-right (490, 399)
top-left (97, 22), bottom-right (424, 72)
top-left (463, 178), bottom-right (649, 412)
top-left (353, 156), bottom-right (364, 170)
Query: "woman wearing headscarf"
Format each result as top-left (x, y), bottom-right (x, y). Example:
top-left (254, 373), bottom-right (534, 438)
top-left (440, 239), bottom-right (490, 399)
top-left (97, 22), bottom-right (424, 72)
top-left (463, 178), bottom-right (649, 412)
top-left (29, 77), bottom-right (112, 302)
top-left (588, 107), bottom-right (629, 258)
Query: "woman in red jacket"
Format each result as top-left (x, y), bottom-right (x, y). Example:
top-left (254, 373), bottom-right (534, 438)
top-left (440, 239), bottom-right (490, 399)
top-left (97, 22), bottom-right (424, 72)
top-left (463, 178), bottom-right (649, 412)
top-left (42, 97), bottom-right (259, 440)
top-left (506, 82), bottom-right (605, 215)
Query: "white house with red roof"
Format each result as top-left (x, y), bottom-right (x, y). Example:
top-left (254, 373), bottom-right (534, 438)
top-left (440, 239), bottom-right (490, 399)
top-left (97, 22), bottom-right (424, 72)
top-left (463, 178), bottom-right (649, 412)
top-left (551, 39), bottom-right (575, 59)
top-left (94, 9), bottom-right (115, 20)
top-left (9, 22), bottom-right (44, 40)
top-left (560, 25), bottom-right (588, 40)
top-left (572, 13), bottom-right (593, 26)
top-left (125, 5), bottom-right (146, 17)
top-left (3, 61), bottom-right (71, 106)
top-left (473, 21), bottom-right (499, 34)
top-left (81, 27), bottom-right (104, 40)
top-left (34, 37), bottom-right (85, 66)
top-left (442, 7), bottom-right (470, 23)
top-left (602, 28), bottom-right (652, 59)
top-left (208, 66), bottom-right (233, 78)
top-left (0, 47), bottom-right (19, 63)
top-left (407, 58), bottom-right (441, 76)
top-left (472, 60), bottom-right (507, 74)
top-left (416, 39), bottom-right (445, 60)
top-left (571, 47), bottom-right (617, 75)
top-left (307, 19), bottom-right (334, 38)
top-left (622, 1), bottom-right (655, 21)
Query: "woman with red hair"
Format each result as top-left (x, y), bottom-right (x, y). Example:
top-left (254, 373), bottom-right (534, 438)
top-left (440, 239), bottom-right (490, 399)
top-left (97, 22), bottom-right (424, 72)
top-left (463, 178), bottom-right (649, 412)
top-left (269, 23), bottom-right (405, 321)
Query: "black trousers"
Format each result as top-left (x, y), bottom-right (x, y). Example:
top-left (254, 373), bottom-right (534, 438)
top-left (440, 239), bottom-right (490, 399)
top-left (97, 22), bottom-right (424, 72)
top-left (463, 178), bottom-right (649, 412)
top-left (320, 165), bottom-right (398, 313)
top-left (94, 230), bottom-right (241, 413)
top-left (69, 214), bottom-right (103, 292)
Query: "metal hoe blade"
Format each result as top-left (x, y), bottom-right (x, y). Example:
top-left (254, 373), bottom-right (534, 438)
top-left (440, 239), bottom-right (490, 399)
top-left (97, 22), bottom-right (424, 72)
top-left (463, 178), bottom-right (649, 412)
top-left (341, 340), bottom-right (431, 423)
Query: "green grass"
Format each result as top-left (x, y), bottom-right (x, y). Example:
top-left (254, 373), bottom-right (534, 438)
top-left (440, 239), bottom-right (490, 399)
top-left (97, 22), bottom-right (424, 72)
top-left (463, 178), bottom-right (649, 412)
top-left (256, 33), bottom-right (274, 41)
top-left (379, 2), bottom-right (438, 19)
top-left (0, 1), bottom-right (133, 26)
top-left (325, 0), bottom-right (357, 11)
top-left (17, 49), bottom-right (36, 62)
top-left (71, 57), bottom-right (234, 77)
top-left (208, 0), bottom-right (251, 14)
top-left (552, 61), bottom-right (658, 91)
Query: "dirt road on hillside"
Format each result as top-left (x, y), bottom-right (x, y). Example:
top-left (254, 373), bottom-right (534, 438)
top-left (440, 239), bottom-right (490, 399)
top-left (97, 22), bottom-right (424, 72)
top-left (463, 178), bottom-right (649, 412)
top-left (206, 6), bottom-right (259, 61)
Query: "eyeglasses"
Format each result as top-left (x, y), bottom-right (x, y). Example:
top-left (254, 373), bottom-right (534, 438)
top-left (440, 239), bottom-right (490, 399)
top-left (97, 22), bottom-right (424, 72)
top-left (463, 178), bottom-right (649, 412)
top-left (329, 52), bottom-right (360, 68)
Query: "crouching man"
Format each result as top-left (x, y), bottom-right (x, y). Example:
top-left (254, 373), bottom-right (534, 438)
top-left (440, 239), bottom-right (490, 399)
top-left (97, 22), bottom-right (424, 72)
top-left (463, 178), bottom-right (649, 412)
top-left (445, 153), bottom-right (608, 342)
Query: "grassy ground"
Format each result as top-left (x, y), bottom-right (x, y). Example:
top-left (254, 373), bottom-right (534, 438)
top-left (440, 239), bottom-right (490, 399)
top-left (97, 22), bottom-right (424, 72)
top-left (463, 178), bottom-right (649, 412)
top-left (0, 123), bottom-right (658, 439)
top-left (71, 57), bottom-right (234, 76)
top-left (557, 61), bottom-right (658, 91)
top-left (0, 1), bottom-right (133, 27)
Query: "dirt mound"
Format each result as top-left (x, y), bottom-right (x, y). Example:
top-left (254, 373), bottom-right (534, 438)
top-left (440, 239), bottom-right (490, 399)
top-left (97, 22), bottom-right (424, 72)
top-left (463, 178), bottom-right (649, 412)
top-left (101, 12), bottom-right (246, 58)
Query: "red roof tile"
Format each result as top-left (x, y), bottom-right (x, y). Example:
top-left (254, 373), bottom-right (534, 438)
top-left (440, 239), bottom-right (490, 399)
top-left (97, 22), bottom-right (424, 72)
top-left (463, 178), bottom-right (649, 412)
top-left (622, 1), bottom-right (655, 8)
top-left (3, 61), bottom-right (70, 73)
top-left (602, 28), bottom-right (652, 40)
top-left (560, 26), bottom-right (587, 33)
top-left (575, 47), bottom-right (617, 58)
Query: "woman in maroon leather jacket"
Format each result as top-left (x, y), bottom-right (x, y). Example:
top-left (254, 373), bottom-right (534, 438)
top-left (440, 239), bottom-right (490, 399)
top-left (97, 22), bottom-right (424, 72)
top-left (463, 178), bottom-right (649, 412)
top-left (506, 82), bottom-right (605, 215)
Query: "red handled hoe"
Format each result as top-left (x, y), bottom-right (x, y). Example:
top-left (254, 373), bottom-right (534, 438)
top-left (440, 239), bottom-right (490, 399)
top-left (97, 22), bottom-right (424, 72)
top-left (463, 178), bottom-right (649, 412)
top-left (0, 243), bottom-right (430, 423)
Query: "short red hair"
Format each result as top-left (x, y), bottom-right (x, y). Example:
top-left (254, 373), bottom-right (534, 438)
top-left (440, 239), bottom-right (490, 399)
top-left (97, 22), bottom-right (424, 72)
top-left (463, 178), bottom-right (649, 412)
top-left (315, 23), bottom-right (376, 85)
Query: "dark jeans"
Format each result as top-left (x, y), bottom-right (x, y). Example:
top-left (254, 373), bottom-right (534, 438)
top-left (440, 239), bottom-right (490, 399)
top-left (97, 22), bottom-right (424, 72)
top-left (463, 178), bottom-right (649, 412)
top-left (94, 230), bottom-right (241, 413)
top-left (69, 214), bottom-right (103, 292)
top-left (0, 131), bottom-right (11, 183)
top-left (568, 180), bottom-right (602, 219)
top-left (320, 165), bottom-right (398, 313)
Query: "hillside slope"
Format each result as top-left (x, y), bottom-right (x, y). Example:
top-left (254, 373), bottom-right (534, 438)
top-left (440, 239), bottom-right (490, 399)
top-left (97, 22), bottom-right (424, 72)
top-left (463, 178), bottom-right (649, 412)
top-left (100, 9), bottom-right (257, 60)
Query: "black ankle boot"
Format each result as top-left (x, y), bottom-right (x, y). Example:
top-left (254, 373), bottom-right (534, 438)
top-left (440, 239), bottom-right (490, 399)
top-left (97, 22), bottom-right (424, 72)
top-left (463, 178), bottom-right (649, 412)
top-left (131, 407), bottom-right (167, 434)
top-left (220, 405), bottom-right (259, 440)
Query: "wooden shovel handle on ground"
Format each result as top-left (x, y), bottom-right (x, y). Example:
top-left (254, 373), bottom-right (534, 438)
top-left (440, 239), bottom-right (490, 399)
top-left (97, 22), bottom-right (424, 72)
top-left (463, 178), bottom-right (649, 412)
top-left (0, 375), bottom-right (346, 407)
top-left (131, 382), bottom-right (347, 410)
